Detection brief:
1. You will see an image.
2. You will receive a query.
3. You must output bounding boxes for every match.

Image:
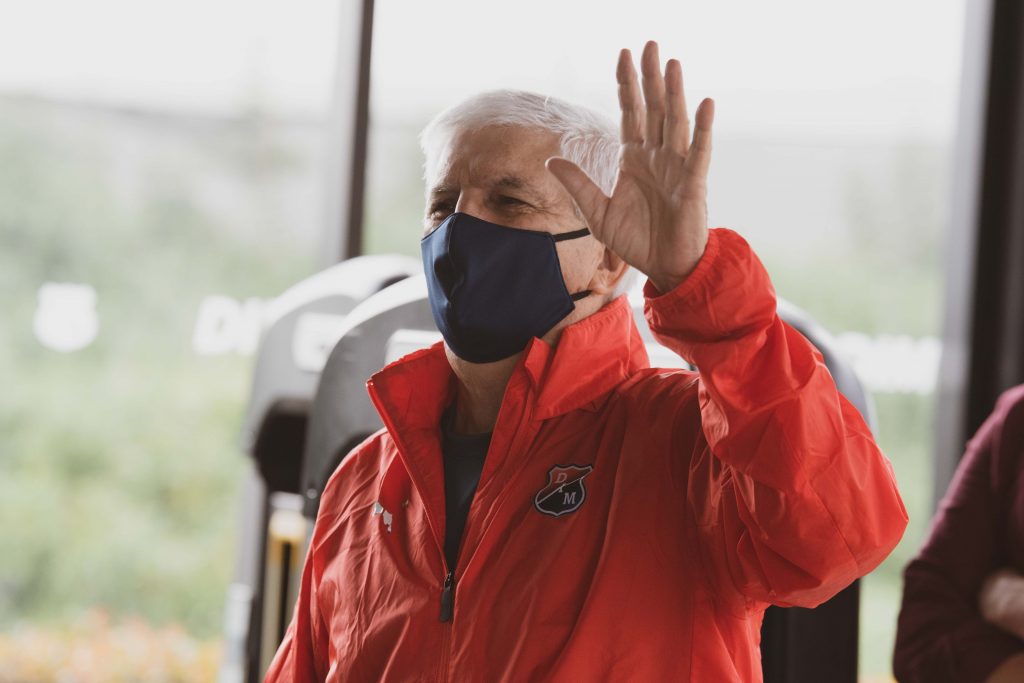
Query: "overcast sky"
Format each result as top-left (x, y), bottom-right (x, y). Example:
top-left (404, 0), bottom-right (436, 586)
top-left (0, 0), bottom-right (966, 138)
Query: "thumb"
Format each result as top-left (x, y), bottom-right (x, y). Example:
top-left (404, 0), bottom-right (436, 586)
top-left (545, 157), bottom-right (609, 230)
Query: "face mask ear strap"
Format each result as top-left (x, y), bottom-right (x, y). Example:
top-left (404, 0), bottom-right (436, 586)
top-left (555, 227), bottom-right (593, 301)
top-left (553, 227), bottom-right (592, 242)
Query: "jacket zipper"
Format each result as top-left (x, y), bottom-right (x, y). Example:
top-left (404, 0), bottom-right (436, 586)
top-left (435, 569), bottom-right (455, 681)
top-left (439, 570), bottom-right (455, 622)
top-left (367, 374), bottom-right (534, 681)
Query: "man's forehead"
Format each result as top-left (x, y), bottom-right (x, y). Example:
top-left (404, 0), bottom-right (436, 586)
top-left (428, 126), bottom-right (560, 192)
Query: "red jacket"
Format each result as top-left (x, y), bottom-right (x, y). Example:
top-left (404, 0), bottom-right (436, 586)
top-left (266, 228), bottom-right (908, 682)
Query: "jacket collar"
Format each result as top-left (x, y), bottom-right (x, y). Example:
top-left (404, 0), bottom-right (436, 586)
top-left (366, 295), bottom-right (650, 433)
top-left (525, 295), bottom-right (650, 419)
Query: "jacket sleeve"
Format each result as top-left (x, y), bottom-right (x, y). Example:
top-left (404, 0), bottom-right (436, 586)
top-left (263, 513), bottom-right (331, 682)
top-left (643, 227), bottom-right (908, 608)
top-left (892, 387), bottom-right (1024, 683)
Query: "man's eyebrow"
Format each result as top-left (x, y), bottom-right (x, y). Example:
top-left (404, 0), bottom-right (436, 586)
top-left (428, 176), bottom-right (545, 198)
top-left (494, 176), bottom-right (551, 203)
top-left (494, 175), bottom-right (532, 192)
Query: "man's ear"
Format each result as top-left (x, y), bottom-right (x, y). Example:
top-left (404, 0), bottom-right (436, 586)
top-left (587, 246), bottom-right (630, 296)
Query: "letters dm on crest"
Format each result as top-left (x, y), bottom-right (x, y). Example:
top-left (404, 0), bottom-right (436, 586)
top-left (534, 464), bottom-right (594, 517)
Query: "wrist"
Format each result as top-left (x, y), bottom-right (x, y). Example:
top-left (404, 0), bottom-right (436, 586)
top-left (646, 232), bottom-right (711, 295)
top-left (649, 273), bottom-right (686, 295)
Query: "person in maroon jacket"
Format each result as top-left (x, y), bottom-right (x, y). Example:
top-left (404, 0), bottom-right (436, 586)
top-left (894, 384), bottom-right (1024, 682)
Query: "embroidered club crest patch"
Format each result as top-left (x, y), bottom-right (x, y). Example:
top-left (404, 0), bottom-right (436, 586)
top-left (534, 464), bottom-right (594, 517)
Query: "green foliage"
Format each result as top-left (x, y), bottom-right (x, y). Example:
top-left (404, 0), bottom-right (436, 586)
top-left (363, 120), bottom-right (431, 256)
top-left (0, 98), bottom-right (315, 639)
top-left (859, 391), bottom-right (936, 675)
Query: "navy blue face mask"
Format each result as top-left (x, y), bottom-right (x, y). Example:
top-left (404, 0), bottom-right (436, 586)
top-left (421, 212), bottom-right (592, 363)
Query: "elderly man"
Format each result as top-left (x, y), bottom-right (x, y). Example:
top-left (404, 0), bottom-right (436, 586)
top-left (266, 41), bottom-right (907, 681)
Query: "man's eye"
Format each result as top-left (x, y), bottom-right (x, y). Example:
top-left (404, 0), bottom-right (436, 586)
top-left (428, 202), bottom-right (454, 217)
top-left (497, 196), bottom-right (527, 207)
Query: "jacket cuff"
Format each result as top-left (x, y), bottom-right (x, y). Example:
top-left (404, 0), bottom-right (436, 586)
top-left (642, 226), bottom-right (723, 306)
top-left (642, 227), bottom-right (776, 344)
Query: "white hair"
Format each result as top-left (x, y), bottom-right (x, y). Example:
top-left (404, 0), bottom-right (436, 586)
top-left (419, 89), bottom-right (638, 298)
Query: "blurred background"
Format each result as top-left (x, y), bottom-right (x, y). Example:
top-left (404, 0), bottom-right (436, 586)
top-left (0, 0), bottom-right (1006, 680)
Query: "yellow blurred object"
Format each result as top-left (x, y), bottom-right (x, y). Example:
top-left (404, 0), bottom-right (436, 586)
top-left (0, 609), bottom-right (221, 682)
top-left (259, 492), bottom-right (308, 677)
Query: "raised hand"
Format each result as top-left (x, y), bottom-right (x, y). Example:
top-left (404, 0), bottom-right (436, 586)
top-left (546, 40), bottom-right (715, 294)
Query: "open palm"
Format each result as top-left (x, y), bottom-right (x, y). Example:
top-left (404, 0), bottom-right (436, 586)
top-left (547, 41), bottom-right (715, 294)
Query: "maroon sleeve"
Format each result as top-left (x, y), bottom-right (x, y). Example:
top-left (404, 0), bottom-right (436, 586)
top-left (893, 385), bottom-right (1024, 682)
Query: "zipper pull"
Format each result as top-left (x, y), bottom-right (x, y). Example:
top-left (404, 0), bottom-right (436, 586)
top-left (439, 571), bottom-right (455, 622)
